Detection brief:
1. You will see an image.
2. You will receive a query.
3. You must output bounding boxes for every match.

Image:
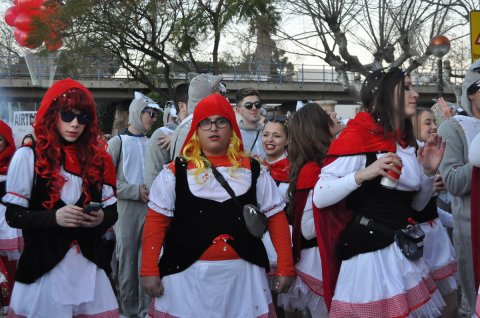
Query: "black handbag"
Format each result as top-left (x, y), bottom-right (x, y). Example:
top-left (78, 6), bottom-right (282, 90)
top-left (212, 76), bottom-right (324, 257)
top-left (206, 157), bottom-right (267, 239)
top-left (394, 223), bottom-right (425, 261)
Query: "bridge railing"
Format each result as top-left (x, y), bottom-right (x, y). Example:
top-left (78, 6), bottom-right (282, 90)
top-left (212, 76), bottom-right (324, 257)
top-left (0, 55), bottom-right (465, 86)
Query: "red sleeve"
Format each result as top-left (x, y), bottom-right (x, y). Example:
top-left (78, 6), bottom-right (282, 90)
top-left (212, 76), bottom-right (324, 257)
top-left (140, 209), bottom-right (171, 276)
top-left (268, 211), bottom-right (295, 276)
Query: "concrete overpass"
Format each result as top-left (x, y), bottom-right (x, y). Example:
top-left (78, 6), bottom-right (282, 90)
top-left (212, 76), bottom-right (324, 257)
top-left (0, 77), bottom-right (457, 109)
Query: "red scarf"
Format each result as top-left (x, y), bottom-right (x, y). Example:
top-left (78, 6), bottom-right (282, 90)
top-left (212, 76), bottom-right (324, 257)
top-left (0, 121), bottom-right (15, 175)
top-left (263, 156), bottom-right (290, 183)
top-left (62, 144), bottom-right (116, 189)
top-left (326, 112), bottom-right (396, 161)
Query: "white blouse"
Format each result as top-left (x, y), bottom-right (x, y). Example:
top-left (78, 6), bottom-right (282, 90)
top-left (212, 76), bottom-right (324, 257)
top-left (2, 147), bottom-right (117, 208)
top-left (148, 163), bottom-right (285, 218)
top-left (313, 144), bottom-right (434, 211)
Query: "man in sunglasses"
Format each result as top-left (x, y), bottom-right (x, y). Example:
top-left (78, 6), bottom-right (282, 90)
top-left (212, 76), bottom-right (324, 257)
top-left (235, 88), bottom-right (266, 159)
top-left (107, 91), bottom-right (160, 318)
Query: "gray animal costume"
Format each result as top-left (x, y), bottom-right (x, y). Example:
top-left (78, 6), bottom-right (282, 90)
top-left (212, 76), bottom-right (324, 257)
top-left (169, 74), bottom-right (223, 159)
top-left (107, 91), bottom-right (159, 317)
top-left (438, 58), bottom-right (480, 314)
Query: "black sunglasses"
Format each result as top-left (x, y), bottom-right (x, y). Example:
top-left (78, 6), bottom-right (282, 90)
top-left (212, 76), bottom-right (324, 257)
top-left (142, 109), bottom-right (157, 118)
top-left (59, 110), bottom-right (90, 125)
top-left (243, 101), bottom-right (262, 110)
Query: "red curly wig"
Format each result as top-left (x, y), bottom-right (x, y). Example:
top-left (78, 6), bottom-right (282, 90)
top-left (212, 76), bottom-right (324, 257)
top-left (34, 79), bottom-right (113, 210)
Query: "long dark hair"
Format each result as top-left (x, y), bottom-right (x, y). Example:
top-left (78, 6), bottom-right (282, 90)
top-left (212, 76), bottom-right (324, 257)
top-left (287, 103), bottom-right (334, 201)
top-left (360, 67), bottom-right (416, 146)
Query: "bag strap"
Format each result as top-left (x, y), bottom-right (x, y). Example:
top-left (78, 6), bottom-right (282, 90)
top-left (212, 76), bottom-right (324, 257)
top-left (354, 215), bottom-right (396, 238)
top-left (114, 134), bottom-right (122, 174)
top-left (202, 153), bottom-right (242, 210)
top-left (249, 129), bottom-right (261, 153)
top-left (209, 162), bottom-right (243, 210)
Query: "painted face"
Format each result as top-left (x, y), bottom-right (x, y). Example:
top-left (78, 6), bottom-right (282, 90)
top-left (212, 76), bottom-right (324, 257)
top-left (418, 111), bottom-right (437, 142)
top-left (328, 111), bottom-right (343, 138)
top-left (0, 135), bottom-right (6, 153)
top-left (141, 108), bottom-right (158, 132)
top-left (262, 121), bottom-right (287, 161)
top-left (197, 115), bottom-right (232, 156)
top-left (56, 109), bottom-right (87, 143)
top-left (239, 95), bottom-right (262, 126)
top-left (403, 76), bottom-right (419, 118)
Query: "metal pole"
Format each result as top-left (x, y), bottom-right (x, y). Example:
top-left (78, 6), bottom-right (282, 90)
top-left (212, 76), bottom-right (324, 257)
top-left (437, 58), bottom-right (443, 98)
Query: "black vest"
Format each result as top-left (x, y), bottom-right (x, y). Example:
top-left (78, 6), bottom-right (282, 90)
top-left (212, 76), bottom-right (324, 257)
top-left (14, 170), bottom-right (113, 284)
top-left (413, 196), bottom-right (439, 223)
top-left (159, 157), bottom-right (270, 277)
top-left (338, 153), bottom-right (415, 260)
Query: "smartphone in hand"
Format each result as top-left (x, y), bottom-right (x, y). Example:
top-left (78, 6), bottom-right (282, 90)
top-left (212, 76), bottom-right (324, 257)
top-left (84, 202), bottom-right (103, 214)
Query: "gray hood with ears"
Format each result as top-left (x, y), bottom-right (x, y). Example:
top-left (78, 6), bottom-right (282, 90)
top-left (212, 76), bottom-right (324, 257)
top-left (460, 59), bottom-right (480, 116)
top-left (128, 91), bottom-right (160, 134)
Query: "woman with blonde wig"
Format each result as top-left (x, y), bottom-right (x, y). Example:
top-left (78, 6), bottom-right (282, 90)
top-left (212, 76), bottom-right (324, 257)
top-left (141, 94), bottom-right (294, 317)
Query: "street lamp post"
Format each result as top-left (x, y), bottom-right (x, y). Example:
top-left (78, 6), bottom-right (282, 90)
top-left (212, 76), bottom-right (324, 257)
top-left (429, 35), bottom-right (451, 98)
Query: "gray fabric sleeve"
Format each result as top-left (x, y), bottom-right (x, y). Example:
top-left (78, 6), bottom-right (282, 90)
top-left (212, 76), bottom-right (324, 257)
top-left (144, 129), bottom-right (170, 190)
top-left (170, 121), bottom-right (191, 160)
top-left (107, 135), bottom-right (141, 201)
top-left (437, 119), bottom-right (473, 197)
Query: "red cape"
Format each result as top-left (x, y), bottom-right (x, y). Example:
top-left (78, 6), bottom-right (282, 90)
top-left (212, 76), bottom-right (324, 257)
top-left (292, 162), bottom-right (321, 263)
top-left (313, 112), bottom-right (397, 310)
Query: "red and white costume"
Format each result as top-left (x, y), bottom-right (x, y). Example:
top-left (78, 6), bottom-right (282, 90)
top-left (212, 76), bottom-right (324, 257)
top-left (0, 121), bottom-right (22, 261)
top-left (141, 94), bottom-right (295, 318)
top-left (312, 112), bottom-right (445, 318)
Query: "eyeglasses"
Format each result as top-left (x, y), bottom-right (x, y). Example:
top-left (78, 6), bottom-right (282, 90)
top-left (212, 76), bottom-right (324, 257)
top-left (198, 117), bottom-right (230, 131)
top-left (142, 110), bottom-right (157, 118)
top-left (243, 101), bottom-right (262, 110)
top-left (266, 115), bottom-right (287, 124)
top-left (59, 110), bottom-right (90, 125)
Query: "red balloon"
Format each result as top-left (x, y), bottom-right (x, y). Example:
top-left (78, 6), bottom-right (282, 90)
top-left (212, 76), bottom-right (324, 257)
top-left (17, 0), bottom-right (45, 10)
top-left (14, 12), bottom-right (35, 31)
top-left (14, 28), bottom-right (42, 49)
top-left (14, 28), bottom-right (29, 46)
top-left (45, 37), bottom-right (63, 51)
top-left (4, 7), bottom-right (19, 27)
top-left (13, 0), bottom-right (19, 5)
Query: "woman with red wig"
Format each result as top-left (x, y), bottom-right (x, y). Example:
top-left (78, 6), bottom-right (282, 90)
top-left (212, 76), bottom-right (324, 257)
top-left (0, 120), bottom-right (20, 312)
top-left (140, 94), bottom-right (295, 317)
top-left (2, 79), bottom-right (119, 317)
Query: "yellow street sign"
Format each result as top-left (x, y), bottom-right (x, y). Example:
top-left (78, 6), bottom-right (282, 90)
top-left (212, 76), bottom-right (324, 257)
top-left (471, 11), bottom-right (480, 63)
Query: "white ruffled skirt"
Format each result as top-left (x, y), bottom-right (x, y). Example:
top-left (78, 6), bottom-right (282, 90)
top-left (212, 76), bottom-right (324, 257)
top-left (277, 246), bottom-right (328, 317)
top-left (7, 246), bottom-right (118, 317)
top-left (420, 218), bottom-right (457, 295)
top-left (149, 259), bottom-right (276, 318)
top-left (330, 242), bottom-right (445, 318)
top-left (0, 204), bottom-right (23, 261)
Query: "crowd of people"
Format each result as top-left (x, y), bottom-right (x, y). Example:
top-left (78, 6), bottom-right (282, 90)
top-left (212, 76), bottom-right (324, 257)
top-left (0, 59), bottom-right (479, 318)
